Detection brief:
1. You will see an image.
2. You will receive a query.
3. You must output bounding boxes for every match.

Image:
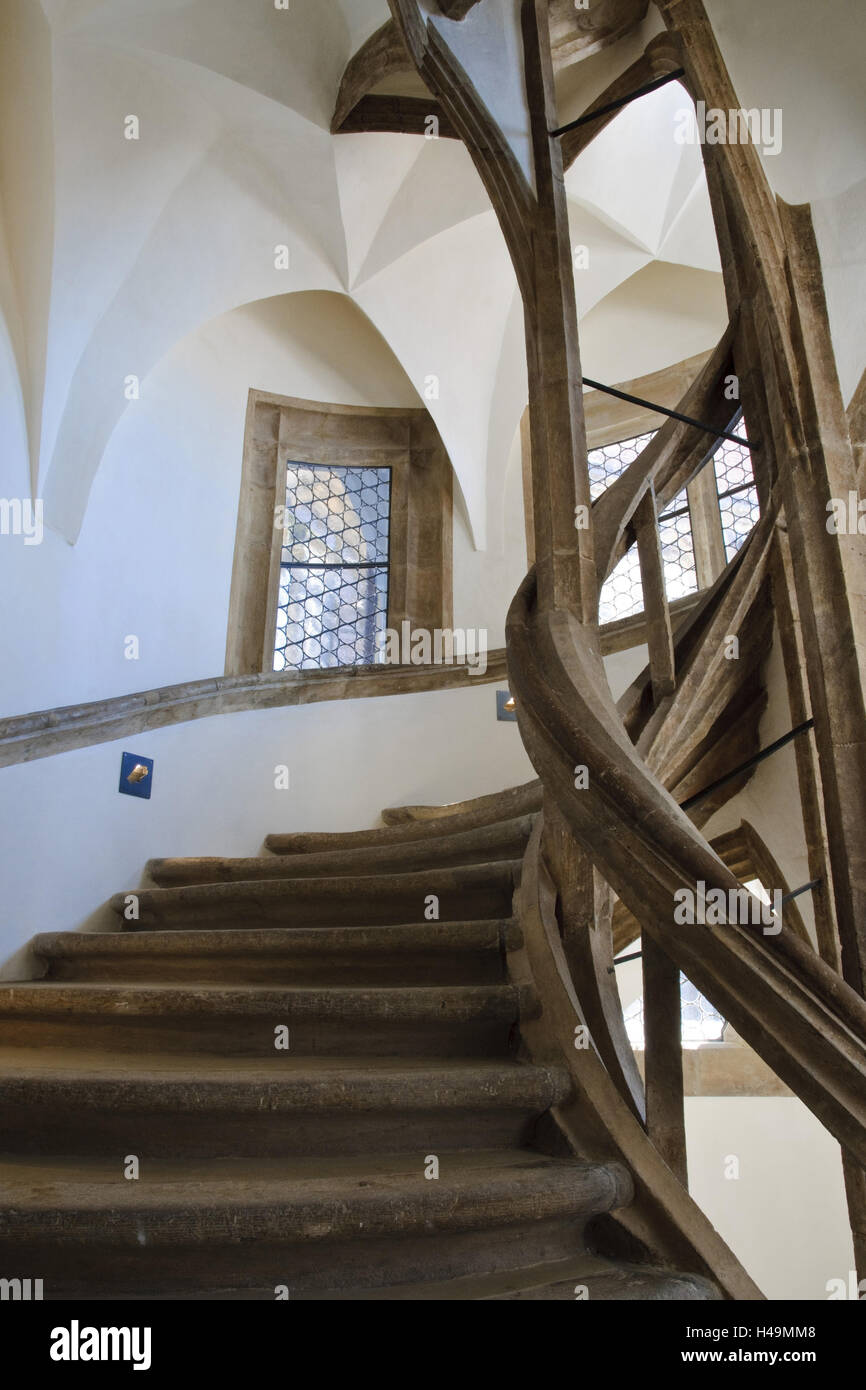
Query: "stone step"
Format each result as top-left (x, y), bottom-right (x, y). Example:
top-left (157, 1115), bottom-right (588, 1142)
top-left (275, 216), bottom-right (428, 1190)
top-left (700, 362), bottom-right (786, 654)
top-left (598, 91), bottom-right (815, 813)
top-left (100, 1259), bottom-right (719, 1300)
top-left (151, 816), bottom-right (534, 887)
top-left (0, 981), bottom-right (526, 1057)
top-left (0, 1051), bottom-right (571, 1158)
top-left (252, 811), bottom-right (536, 884)
top-left (304, 1252), bottom-right (723, 1301)
top-left (487, 1261), bottom-right (723, 1301)
top-left (0, 1150), bottom-right (631, 1298)
top-left (110, 862), bottom-right (518, 932)
top-left (31, 921), bottom-right (519, 986)
top-left (266, 782), bottom-right (542, 856)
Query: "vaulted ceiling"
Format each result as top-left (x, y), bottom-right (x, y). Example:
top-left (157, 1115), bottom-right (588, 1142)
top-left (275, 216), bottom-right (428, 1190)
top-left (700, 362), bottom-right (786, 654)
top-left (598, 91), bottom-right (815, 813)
top-left (0, 0), bottom-right (861, 550)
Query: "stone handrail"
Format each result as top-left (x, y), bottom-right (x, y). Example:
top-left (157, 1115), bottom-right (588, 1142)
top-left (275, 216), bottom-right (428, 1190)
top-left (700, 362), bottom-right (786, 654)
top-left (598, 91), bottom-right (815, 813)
top-left (0, 595), bottom-right (703, 771)
top-left (0, 652), bottom-right (508, 769)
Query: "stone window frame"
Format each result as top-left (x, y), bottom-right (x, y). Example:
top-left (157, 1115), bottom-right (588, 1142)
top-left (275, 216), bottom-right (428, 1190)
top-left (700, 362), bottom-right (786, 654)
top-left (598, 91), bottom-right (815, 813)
top-left (225, 390), bottom-right (453, 677)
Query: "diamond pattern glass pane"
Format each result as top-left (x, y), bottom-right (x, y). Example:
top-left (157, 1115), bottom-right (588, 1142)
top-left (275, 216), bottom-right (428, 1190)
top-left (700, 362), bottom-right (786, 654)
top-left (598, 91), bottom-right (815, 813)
top-left (599, 550), bottom-right (644, 624)
top-left (274, 463), bottom-right (391, 672)
top-left (592, 422), bottom-right (760, 622)
top-left (714, 425), bottom-right (760, 561)
top-left (589, 431), bottom-right (656, 500)
top-left (594, 433), bottom-right (655, 623)
top-left (623, 973), bottom-right (727, 1049)
top-left (658, 490), bottom-right (698, 601)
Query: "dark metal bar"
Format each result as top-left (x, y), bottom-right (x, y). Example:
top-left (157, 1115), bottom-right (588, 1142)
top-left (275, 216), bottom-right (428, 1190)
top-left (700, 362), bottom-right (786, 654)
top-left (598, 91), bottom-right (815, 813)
top-left (614, 950), bottom-right (643, 966)
top-left (680, 719), bottom-right (815, 812)
top-left (781, 879), bottom-right (822, 906)
top-left (663, 482), bottom-right (755, 525)
top-left (281, 562), bottom-right (387, 571)
top-left (582, 377), bottom-right (753, 448)
top-left (551, 69), bottom-right (686, 139)
top-left (611, 879), bottom-right (822, 970)
top-left (716, 480), bottom-right (756, 504)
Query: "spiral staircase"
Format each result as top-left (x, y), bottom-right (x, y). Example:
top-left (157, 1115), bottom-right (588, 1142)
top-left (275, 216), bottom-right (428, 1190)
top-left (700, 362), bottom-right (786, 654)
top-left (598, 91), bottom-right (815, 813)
top-left (1, 0), bottom-right (865, 1300)
top-left (0, 787), bottom-right (731, 1301)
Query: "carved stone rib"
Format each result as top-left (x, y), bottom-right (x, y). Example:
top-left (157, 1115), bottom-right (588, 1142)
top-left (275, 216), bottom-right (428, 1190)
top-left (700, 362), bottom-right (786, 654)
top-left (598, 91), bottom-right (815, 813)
top-left (332, 21), bottom-right (414, 133)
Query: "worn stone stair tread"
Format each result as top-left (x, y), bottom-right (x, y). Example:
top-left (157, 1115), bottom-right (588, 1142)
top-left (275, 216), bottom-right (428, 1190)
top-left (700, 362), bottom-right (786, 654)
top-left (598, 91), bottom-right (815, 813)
top-left (30, 921), bottom-right (520, 985)
top-left (108, 860), bottom-right (519, 930)
top-left (266, 783), bottom-right (542, 856)
top-left (0, 981), bottom-right (519, 1020)
top-left (96, 1256), bottom-right (720, 1301)
top-left (3, 779), bottom-right (723, 1297)
top-left (0, 1150), bottom-right (632, 1242)
top-left (148, 816), bottom-right (534, 887)
top-left (0, 1049), bottom-right (570, 1110)
top-left (33, 921), bottom-right (516, 958)
top-left (297, 1252), bottom-right (722, 1301)
top-left (488, 1261), bottom-right (723, 1301)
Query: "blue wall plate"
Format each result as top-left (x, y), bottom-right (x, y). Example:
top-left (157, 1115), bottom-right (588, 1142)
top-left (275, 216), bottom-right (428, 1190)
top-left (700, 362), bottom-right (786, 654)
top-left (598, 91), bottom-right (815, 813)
top-left (496, 690), bottom-right (518, 723)
top-left (119, 752), bottom-right (154, 800)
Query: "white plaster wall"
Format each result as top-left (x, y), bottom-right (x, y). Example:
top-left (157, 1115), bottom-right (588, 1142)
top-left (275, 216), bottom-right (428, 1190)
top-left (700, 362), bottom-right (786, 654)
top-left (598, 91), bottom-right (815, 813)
top-left (0, 0), bottom-right (54, 491)
top-left (702, 624), bottom-right (817, 946)
top-left (579, 262), bottom-right (728, 388)
top-left (0, 270), bottom-right (652, 723)
top-left (701, 0), bottom-right (866, 405)
top-left (812, 179), bottom-right (866, 407)
top-left (453, 417), bottom-right (527, 648)
top-left (0, 639), bottom-right (647, 977)
top-left (0, 290), bottom-right (422, 719)
top-left (0, 681), bottom-right (533, 978)
top-left (686, 1096), bottom-right (855, 1302)
top-left (337, 0), bottom-right (389, 54)
top-left (355, 207), bottom-right (519, 551)
top-left (703, 0), bottom-right (865, 208)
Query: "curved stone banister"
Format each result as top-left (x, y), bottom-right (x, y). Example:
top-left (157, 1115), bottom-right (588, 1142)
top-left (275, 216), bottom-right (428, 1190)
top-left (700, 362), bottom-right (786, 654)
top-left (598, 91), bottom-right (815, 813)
top-left (382, 0), bottom-right (866, 1289)
top-left (506, 567), bottom-right (866, 1165)
top-left (634, 517), bottom-right (776, 771)
top-left (512, 817), bottom-right (762, 1299)
top-left (0, 653), bottom-right (508, 769)
top-left (658, 0), bottom-right (866, 1015)
top-left (0, 600), bottom-right (698, 771)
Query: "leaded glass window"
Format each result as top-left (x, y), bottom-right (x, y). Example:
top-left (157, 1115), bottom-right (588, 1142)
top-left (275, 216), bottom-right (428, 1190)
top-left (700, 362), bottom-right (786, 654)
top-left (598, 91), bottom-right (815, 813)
top-left (592, 415), bottom-right (759, 624)
top-left (623, 974), bottom-right (727, 1049)
top-left (713, 426), bottom-right (760, 560)
top-left (274, 463), bottom-right (391, 672)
